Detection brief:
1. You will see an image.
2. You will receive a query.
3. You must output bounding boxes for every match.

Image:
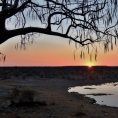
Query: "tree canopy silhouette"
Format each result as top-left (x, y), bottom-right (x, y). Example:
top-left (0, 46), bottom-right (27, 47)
top-left (0, 0), bottom-right (118, 60)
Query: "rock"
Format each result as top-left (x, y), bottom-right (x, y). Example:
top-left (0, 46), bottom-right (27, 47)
top-left (85, 97), bottom-right (96, 104)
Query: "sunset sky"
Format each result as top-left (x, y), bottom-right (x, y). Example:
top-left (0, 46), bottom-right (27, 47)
top-left (0, 1), bottom-right (118, 67)
top-left (1, 33), bottom-right (118, 67)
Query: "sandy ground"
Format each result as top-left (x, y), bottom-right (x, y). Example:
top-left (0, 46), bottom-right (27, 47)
top-left (0, 77), bottom-right (118, 118)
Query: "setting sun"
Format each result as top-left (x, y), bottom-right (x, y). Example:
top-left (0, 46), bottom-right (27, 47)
top-left (85, 62), bottom-right (95, 67)
top-left (88, 64), bottom-right (92, 68)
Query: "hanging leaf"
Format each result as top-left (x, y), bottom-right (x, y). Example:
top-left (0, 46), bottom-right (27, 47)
top-left (111, 43), bottom-right (113, 50)
top-left (74, 53), bottom-right (75, 60)
top-left (15, 43), bottom-right (18, 50)
top-left (111, 39), bottom-right (113, 50)
top-left (3, 55), bottom-right (6, 62)
top-left (80, 51), bottom-right (82, 59)
top-left (96, 47), bottom-right (97, 54)
top-left (83, 52), bottom-right (85, 59)
top-left (95, 53), bottom-right (97, 61)
top-left (69, 39), bottom-right (71, 45)
top-left (75, 42), bottom-right (77, 49)
top-left (80, 34), bottom-right (82, 42)
top-left (56, 24), bottom-right (61, 31)
top-left (115, 37), bottom-right (117, 45)
top-left (90, 54), bottom-right (92, 62)
top-left (61, 25), bottom-right (63, 33)
top-left (88, 46), bottom-right (89, 54)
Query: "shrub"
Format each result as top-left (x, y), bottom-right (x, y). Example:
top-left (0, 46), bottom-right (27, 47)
top-left (11, 88), bottom-right (20, 99)
top-left (10, 87), bottom-right (36, 104)
top-left (19, 88), bottom-right (36, 102)
top-left (39, 71), bottom-right (45, 78)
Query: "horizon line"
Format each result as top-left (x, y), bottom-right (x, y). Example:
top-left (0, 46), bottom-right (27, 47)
top-left (0, 65), bottom-right (118, 67)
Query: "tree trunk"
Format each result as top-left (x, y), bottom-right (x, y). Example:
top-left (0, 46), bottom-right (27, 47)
top-left (0, 12), bottom-right (7, 44)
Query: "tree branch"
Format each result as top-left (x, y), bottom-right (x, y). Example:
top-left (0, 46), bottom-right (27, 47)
top-left (7, 0), bottom-right (31, 18)
top-left (2, 0), bottom-right (7, 10)
top-left (6, 27), bottom-right (83, 44)
top-left (0, 3), bottom-right (11, 7)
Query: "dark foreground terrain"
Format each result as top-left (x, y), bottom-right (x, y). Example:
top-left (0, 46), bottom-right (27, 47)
top-left (0, 66), bottom-right (118, 118)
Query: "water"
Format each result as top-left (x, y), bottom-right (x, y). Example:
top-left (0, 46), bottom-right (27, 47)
top-left (68, 82), bottom-right (118, 108)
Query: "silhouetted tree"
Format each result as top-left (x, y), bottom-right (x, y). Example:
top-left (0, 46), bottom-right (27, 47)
top-left (0, 0), bottom-right (118, 60)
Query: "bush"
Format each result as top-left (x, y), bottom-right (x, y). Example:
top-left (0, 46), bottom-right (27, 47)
top-left (19, 88), bottom-right (36, 102)
top-left (10, 87), bottom-right (36, 104)
top-left (11, 88), bottom-right (20, 99)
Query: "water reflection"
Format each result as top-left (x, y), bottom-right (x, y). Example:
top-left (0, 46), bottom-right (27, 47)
top-left (68, 82), bottom-right (118, 108)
